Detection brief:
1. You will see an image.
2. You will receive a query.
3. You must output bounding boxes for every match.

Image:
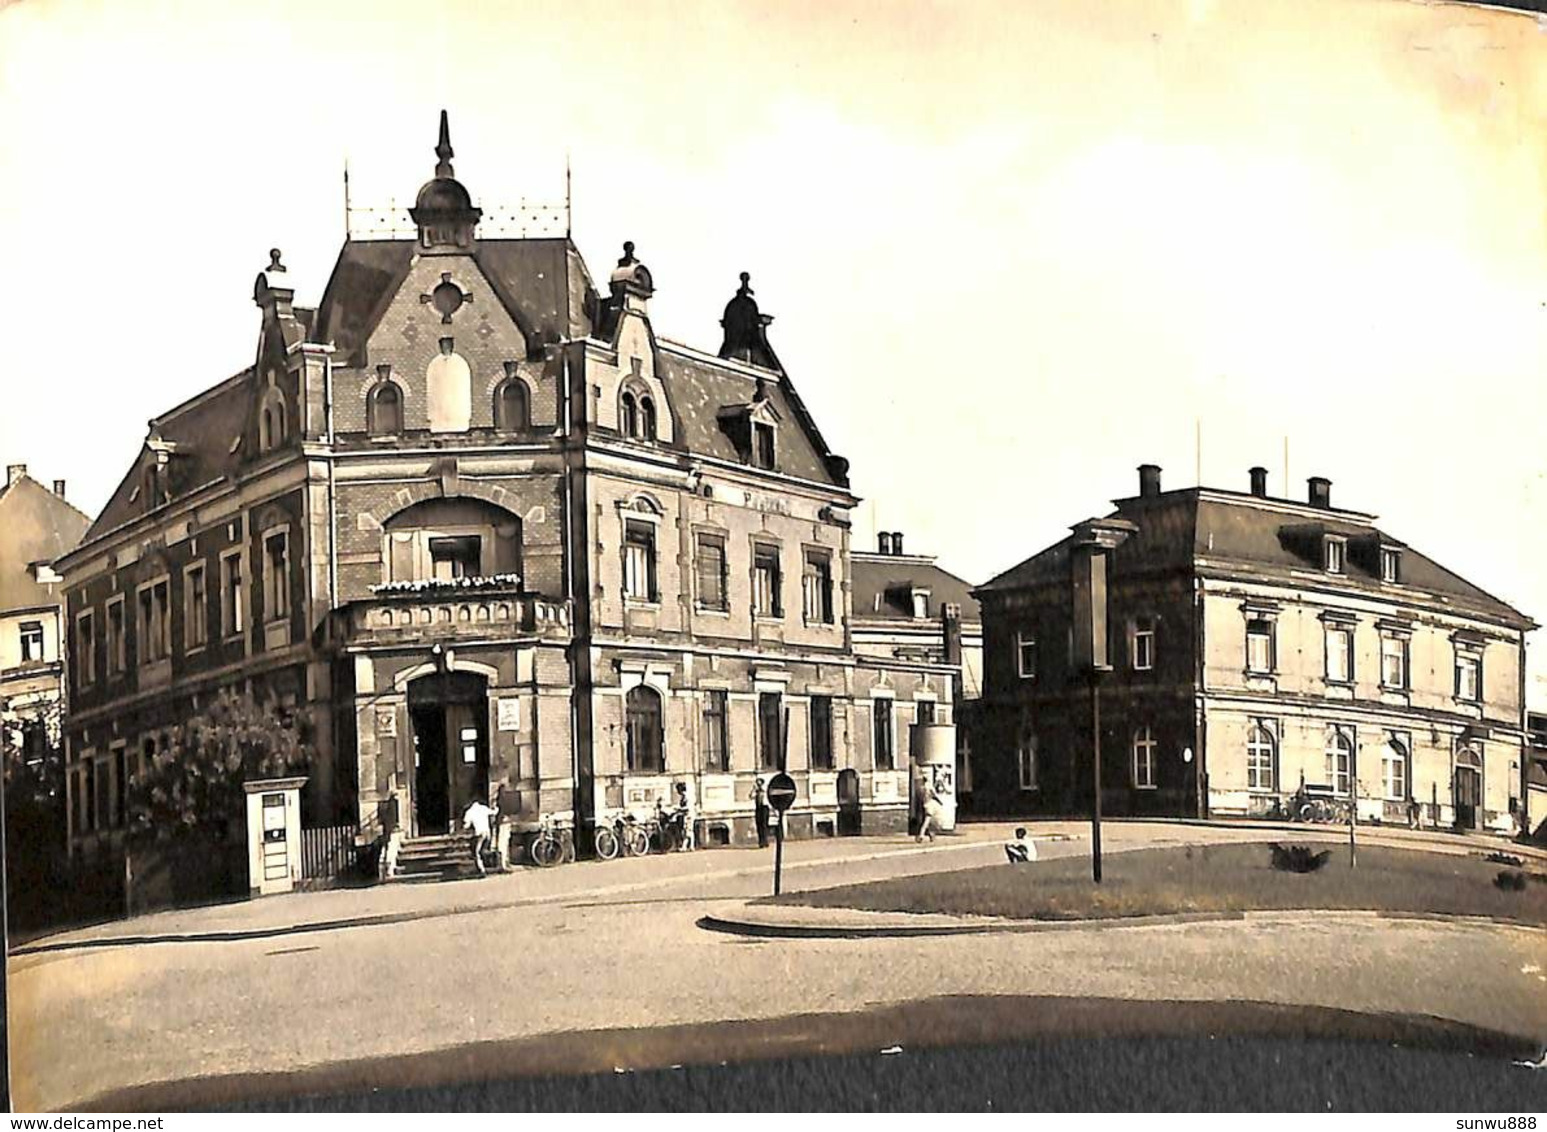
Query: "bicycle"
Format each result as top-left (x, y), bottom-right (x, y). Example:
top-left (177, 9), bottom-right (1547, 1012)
top-left (594, 813), bottom-right (651, 861)
top-left (525, 814), bottom-right (567, 868)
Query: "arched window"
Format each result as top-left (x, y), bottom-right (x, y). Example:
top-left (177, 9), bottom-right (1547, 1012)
top-left (494, 380), bottom-right (529, 431)
top-left (620, 391), bottom-right (638, 438)
top-left (1325, 727), bottom-right (1354, 796)
top-left (625, 685), bottom-right (663, 773)
top-left (259, 388), bottom-right (288, 451)
top-left (1132, 726), bottom-right (1157, 789)
top-left (639, 395), bottom-right (657, 440)
top-left (1246, 721), bottom-right (1276, 792)
top-left (368, 383), bottom-right (402, 436)
top-left (1382, 737), bottom-right (1408, 802)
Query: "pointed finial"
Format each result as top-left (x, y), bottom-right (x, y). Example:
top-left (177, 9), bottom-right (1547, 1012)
top-left (268, 248), bottom-right (285, 272)
top-left (619, 240), bottom-right (636, 266)
top-left (737, 271), bottom-right (753, 297)
top-left (435, 109), bottom-right (454, 179)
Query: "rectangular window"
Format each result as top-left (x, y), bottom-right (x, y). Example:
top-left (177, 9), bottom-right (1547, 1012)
top-left (1455, 652), bottom-right (1481, 702)
top-left (1382, 736), bottom-right (1408, 802)
top-left (809, 695), bottom-right (834, 770)
top-left (1325, 537), bottom-right (1346, 574)
top-left (872, 697), bottom-right (895, 770)
top-left (106, 597), bottom-right (125, 675)
top-left (757, 691), bottom-right (783, 771)
top-left (137, 580), bottom-right (171, 663)
top-left (220, 550), bottom-right (245, 638)
top-left (753, 545), bottom-right (781, 617)
top-left (83, 758), bottom-right (98, 832)
top-left (701, 690), bottom-right (729, 772)
top-left (429, 536), bottom-right (481, 582)
top-left (19, 621), bottom-right (43, 663)
top-left (1132, 727), bottom-right (1157, 789)
top-left (622, 521), bottom-right (656, 601)
top-left (76, 610), bottom-right (96, 686)
top-left (802, 552), bottom-right (834, 624)
top-left (1016, 634), bottom-right (1038, 681)
top-left (1380, 548), bottom-right (1401, 584)
top-left (1246, 618), bottom-right (1274, 674)
top-left (1018, 735), bottom-right (1038, 791)
top-left (1132, 620), bottom-right (1155, 671)
top-left (263, 531), bottom-right (291, 622)
top-left (184, 564), bottom-right (208, 650)
top-left (915, 699), bottom-right (936, 725)
top-left (752, 422), bottom-right (776, 470)
top-left (1380, 635), bottom-right (1408, 689)
top-left (695, 535), bottom-right (727, 611)
top-left (113, 744), bottom-right (129, 829)
top-left (1325, 625), bottom-right (1353, 683)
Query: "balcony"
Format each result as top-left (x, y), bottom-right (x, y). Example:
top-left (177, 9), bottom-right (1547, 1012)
top-left (330, 581), bottom-right (572, 649)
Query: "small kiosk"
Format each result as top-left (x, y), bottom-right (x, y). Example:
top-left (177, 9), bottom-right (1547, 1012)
top-left (910, 722), bottom-right (958, 833)
top-left (244, 777), bottom-right (307, 897)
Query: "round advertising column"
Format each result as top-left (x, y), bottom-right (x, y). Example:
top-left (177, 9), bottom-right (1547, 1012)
top-left (910, 723), bottom-right (958, 832)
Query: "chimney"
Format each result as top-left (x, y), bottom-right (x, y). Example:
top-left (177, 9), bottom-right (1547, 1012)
top-left (1307, 476), bottom-right (1332, 509)
top-left (1138, 464), bottom-right (1161, 498)
top-left (1249, 466), bottom-right (1268, 498)
top-left (877, 532), bottom-right (892, 555)
top-left (6, 464), bottom-right (25, 488)
top-left (893, 532), bottom-right (904, 556)
top-left (942, 602), bottom-right (963, 667)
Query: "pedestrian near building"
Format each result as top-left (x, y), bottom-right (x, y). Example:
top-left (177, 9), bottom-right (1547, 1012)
top-left (916, 782), bottom-right (946, 842)
top-left (753, 778), bottom-right (770, 848)
top-left (462, 794), bottom-right (497, 877)
top-left (675, 781), bottom-right (696, 851)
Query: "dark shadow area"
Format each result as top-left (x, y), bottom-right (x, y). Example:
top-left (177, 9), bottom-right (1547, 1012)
top-left (79, 995), bottom-right (1546, 1112)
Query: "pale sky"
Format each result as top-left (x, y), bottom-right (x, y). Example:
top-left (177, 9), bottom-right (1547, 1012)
top-left (2, 0), bottom-right (1544, 694)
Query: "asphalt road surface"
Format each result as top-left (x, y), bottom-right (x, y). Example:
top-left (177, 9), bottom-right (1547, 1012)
top-left (10, 822), bottom-right (1547, 1111)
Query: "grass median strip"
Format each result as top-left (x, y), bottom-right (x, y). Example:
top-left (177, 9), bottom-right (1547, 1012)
top-left (761, 843), bottom-right (1547, 926)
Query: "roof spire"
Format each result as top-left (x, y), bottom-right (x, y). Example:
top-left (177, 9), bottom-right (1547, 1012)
top-left (435, 109), bottom-right (455, 179)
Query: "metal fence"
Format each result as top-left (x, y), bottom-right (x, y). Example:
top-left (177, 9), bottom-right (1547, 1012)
top-left (301, 824), bottom-right (359, 881)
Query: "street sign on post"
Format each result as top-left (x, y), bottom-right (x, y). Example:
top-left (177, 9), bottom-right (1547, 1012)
top-left (767, 771), bottom-right (796, 895)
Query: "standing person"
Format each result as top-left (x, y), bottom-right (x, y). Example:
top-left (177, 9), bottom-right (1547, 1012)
top-left (916, 782), bottom-right (945, 842)
top-left (753, 777), bottom-right (770, 849)
top-left (1004, 827), bottom-right (1036, 864)
top-left (462, 793), bottom-right (497, 878)
top-left (674, 781), bottom-right (696, 851)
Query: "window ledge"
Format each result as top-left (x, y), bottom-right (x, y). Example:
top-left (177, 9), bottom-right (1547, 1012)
top-left (754, 612), bottom-right (784, 623)
top-left (694, 605), bottom-right (731, 618)
top-left (1133, 784), bottom-right (1159, 791)
top-left (623, 597), bottom-right (661, 610)
top-left (185, 645), bottom-right (207, 658)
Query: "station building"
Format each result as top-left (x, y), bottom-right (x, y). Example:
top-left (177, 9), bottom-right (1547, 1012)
top-left (56, 115), bottom-right (957, 862)
top-left (973, 464), bottom-right (1535, 834)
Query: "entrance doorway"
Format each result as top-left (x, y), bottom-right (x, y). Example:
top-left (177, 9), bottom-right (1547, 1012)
top-left (409, 671), bottom-right (490, 836)
top-left (1454, 747), bottom-right (1483, 831)
top-left (836, 768), bottom-right (861, 835)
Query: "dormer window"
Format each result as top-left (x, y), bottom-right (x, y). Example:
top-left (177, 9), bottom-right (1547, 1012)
top-left (1324, 536), bottom-right (1346, 575)
top-left (259, 387), bottom-right (289, 451)
top-left (1380, 547), bottom-right (1401, 584)
top-left (368, 382), bottom-right (402, 436)
top-left (753, 422), bottom-right (775, 470)
top-left (911, 589), bottom-right (931, 620)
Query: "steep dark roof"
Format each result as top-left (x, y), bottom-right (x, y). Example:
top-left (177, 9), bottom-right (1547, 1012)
top-left (313, 238), bottom-right (596, 368)
top-left (0, 476), bottom-right (90, 610)
top-left (851, 555), bottom-right (981, 622)
top-left (978, 488), bottom-right (1534, 630)
top-left (81, 370), bottom-right (253, 544)
top-left (657, 349), bottom-right (843, 487)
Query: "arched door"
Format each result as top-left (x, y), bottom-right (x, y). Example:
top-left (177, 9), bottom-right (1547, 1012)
top-left (1454, 746), bottom-right (1483, 830)
top-left (836, 768), bottom-right (861, 835)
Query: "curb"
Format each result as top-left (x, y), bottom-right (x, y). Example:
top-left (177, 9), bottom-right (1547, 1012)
top-left (698, 906), bottom-right (1547, 941)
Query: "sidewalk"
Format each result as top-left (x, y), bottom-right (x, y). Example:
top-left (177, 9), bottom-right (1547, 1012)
top-left (13, 817), bottom-right (1537, 955)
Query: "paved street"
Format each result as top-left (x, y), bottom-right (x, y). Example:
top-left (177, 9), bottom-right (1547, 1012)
top-left (9, 821), bottom-right (1547, 1111)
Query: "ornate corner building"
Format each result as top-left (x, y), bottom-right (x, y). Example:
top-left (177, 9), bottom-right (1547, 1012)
top-left (973, 465), bottom-right (1536, 834)
top-left (55, 115), bottom-right (958, 859)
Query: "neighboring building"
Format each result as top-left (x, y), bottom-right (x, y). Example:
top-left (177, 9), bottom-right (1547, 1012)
top-left (1527, 711), bottom-right (1547, 841)
top-left (56, 114), bottom-right (956, 862)
top-left (973, 464), bottom-right (1535, 834)
top-left (850, 531), bottom-right (982, 804)
top-left (0, 466), bottom-right (90, 779)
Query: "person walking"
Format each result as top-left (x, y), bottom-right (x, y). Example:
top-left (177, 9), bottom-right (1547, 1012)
top-left (916, 782), bottom-right (945, 842)
top-left (753, 777), bottom-right (770, 848)
top-left (462, 793), bottom-right (497, 877)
